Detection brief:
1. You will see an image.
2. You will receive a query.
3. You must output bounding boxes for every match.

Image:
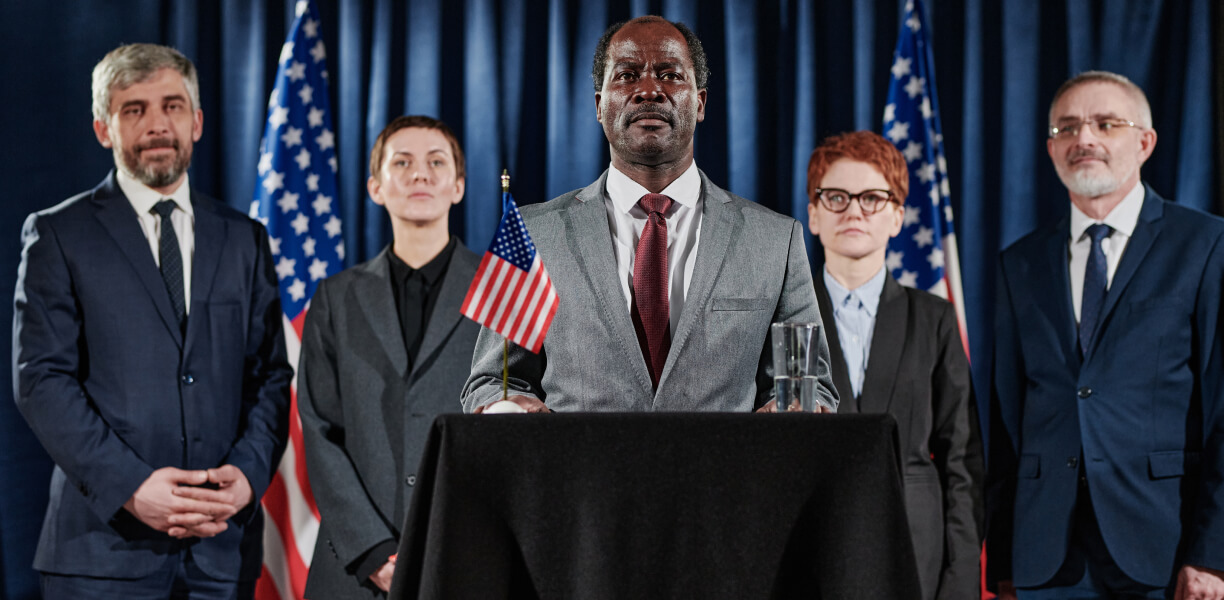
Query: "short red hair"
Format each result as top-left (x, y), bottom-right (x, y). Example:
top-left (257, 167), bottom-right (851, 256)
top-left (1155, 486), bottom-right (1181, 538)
top-left (806, 130), bottom-right (908, 205)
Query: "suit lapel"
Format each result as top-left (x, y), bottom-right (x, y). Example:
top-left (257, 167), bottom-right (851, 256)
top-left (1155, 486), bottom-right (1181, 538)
top-left (186, 196), bottom-right (225, 348)
top-left (355, 248), bottom-right (410, 378)
top-left (859, 275), bottom-right (907, 416)
top-left (91, 173), bottom-right (183, 347)
top-left (814, 277), bottom-right (855, 411)
top-left (1028, 219), bottom-right (1080, 365)
top-left (1086, 188), bottom-right (1164, 359)
top-left (662, 171), bottom-right (739, 390)
top-left (569, 174), bottom-right (655, 395)
top-left (414, 241), bottom-right (477, 375)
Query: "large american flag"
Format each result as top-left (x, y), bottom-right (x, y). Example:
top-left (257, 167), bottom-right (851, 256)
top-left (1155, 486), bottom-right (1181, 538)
top-left (460, 191), bottom-right (558, 353)
top-left (882, 0), bottom-right (969, 355)
top-left (248, 1), bottom-right (338, 597)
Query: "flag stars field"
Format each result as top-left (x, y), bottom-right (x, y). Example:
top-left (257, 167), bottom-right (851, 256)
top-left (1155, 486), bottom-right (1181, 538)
top-left (887, 121), bottom-right (910, 143)
top-left (262, 171), bottom-right (284, 194)
top-left (312, 194), bottom-right (331, 215)
top-left (277, 191), bottom-right (298, 213)
top-left (891, 57), bottom-right (911, 78)
top-left (281, 126), bottom-right (302, 147)
top-left (275, 257), bottom-right (295, 280)
top-left (882, 0), bottom-right (966, 327)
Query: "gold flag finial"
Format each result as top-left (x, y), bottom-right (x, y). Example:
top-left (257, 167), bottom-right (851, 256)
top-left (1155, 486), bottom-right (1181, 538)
top-left (501, 169), bottom-right (510, 193)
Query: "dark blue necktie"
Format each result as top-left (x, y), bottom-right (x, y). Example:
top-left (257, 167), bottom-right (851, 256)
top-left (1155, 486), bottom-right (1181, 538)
top-left (152, 200), bottom-right (186, 332)
top-left (1079, 223), bottom-right (1112, 355)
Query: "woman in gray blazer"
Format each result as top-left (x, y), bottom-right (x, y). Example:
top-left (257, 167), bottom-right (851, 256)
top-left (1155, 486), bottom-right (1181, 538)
top-left (806, 131), bottom-right (984, 600)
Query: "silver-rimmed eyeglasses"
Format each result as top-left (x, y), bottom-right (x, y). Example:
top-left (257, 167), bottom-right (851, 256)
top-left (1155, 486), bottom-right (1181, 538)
top-left (1049, 118), bottom-right (1140, 139)
top-left (812, 188), bottom-right (897, 215)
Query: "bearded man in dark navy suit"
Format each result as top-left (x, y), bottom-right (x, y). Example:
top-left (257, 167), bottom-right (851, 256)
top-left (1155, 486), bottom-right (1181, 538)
top-left (13, 43), bottom-right (291, 598)
top-left (988, 71), bottom-right (1224, 600)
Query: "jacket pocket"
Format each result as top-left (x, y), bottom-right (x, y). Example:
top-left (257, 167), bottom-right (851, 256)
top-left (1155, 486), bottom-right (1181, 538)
top-left (711, 297), bottom-right (772, 311)
top-left (1149, 450), bottom-right (1198, 479)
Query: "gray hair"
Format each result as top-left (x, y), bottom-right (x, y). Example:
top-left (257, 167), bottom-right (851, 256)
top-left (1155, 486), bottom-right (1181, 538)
top-left (1049, 70), bottom-right (1153, 128)
top-left (91, 44), bottom-right (200, 122)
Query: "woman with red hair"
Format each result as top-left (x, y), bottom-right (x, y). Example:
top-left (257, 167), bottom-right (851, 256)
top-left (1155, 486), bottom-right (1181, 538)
top-left (807, 130), bottom-right (983, 600)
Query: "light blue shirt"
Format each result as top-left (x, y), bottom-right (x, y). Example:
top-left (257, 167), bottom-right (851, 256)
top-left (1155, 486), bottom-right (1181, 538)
top-left (823, 266), bottom-right (886, 398)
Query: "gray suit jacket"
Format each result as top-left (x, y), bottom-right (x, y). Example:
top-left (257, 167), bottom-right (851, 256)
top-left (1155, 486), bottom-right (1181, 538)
top-left (298, 243), bottom-right (480, 599)
top-left (462, 169), bottom-right (836, 412)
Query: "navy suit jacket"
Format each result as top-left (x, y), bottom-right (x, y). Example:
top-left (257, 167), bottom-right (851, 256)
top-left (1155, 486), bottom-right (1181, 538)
top-left (13, 172), bottom-right (292, 581)
top-left (987, 185), bottom-right (1224, 588)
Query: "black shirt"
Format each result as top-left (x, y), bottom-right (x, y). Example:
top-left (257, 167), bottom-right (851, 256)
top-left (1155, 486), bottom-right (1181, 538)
top-left (386, 236), bottom-right (457, 369)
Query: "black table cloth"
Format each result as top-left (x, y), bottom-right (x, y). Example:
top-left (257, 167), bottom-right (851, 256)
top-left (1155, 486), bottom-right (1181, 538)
top-left (390, 413), bottom-right (920, 599)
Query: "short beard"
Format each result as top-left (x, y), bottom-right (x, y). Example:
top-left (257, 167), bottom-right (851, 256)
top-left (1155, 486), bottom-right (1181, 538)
top-left (1061, 167), bottom-right (1119, 198)
top-left (117, 138), bottom-right (192, 189)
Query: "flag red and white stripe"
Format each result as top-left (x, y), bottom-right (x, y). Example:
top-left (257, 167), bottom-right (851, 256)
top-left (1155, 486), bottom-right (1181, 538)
top-left (460, 191), bottom-right (558, 353)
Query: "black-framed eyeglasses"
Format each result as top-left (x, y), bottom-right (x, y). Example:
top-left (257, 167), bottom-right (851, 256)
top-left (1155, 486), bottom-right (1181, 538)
top-left (813, 188), bottom-right (897, 215)
top-left (1048, 118), bottom-right (1140, 139)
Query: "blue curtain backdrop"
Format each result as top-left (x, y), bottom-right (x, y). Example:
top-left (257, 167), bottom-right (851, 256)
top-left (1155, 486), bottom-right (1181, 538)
top-left (0, 1), bottom-right (1216, 597)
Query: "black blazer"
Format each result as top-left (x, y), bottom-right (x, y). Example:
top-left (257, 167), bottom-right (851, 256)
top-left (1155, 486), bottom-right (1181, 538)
top-left (298, 244), bottom-right (481, 599)
top-left (816, 273), bottom-right (983, 600)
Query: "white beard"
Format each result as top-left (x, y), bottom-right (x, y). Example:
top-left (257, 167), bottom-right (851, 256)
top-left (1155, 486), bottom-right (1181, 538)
top-left (1062, 167), bottom-right (1120, 198)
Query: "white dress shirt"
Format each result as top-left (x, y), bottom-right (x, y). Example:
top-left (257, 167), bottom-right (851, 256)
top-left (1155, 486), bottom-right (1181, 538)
top-left (604, 162), bottom-right (703, 335)
top-left (117, 169), bottom-right (195, 315)
top-left (1068, 182), bottom-right (1144, 323)
top-left (823, 266), bottom-right (886, 398)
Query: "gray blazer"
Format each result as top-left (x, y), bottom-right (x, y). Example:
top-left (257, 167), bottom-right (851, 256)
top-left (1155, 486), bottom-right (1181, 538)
top-left (298, 243), bottom-right (480, 599)
top-left (462, 169), bottom-right (836, 412)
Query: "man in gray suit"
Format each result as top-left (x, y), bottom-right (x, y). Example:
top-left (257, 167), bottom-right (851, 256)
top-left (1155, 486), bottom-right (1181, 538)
top-left (297, 116), bottom-right (481, 598)
top-left (462, 16), bottom-right (836, 413)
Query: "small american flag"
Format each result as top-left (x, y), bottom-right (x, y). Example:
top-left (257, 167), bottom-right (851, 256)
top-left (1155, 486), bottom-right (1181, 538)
top-left (248, 0), bottom-right (338, 598)
top-left (882, 0), bottom-right (969, 355)
top-left (461, 191), bottom-right (558, 353)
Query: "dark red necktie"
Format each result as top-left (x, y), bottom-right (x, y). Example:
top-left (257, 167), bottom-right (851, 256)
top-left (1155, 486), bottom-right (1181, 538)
top-left (631, 193), bottom-right (673, 389)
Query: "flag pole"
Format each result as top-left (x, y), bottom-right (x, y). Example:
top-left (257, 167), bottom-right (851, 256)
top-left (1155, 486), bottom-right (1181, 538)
top-left (501, 169), bottom-right (510, 401)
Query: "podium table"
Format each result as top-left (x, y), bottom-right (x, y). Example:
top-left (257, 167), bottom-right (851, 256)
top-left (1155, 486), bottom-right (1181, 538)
top-left (390, 413), bottom-right (920, 599)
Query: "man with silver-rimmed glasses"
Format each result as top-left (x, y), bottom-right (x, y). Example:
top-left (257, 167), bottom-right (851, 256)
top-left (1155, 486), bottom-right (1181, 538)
top-left (988, 70), bottom-right (1224, 600)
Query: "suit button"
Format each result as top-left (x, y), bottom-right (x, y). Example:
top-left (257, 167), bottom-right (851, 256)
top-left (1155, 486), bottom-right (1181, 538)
top-left (182, 374), bottom-right (195, 385)
top-left (406, 475), bottom-right (416, 486)
top-left (1066, 457), bottom-right (1078, 468)
top-left (1077, 387), bottom-right (1092, 399)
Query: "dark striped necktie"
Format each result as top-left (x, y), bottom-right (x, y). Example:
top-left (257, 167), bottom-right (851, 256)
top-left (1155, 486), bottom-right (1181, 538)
top-left (152, 200), bottom-right (186, 333)
top-left (1079, 223), bottom-right (1112, 355)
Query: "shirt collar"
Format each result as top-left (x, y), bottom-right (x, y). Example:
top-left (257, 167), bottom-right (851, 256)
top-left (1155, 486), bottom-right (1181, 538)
top-left (1069, 181), bottom-right (1144, 242)
top-left (117, 168), bottom-right (194, 218)
top-left (605, 161), bottom-right (701, 215)
top-left (823, 265), bottom-right (886, 317)
top-left (387, 236), bottom-right (456, 286)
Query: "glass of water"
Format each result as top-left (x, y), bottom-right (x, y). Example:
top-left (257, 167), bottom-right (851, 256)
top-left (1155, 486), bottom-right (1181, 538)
top-left (770, 322), bottom-right (836, 413)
